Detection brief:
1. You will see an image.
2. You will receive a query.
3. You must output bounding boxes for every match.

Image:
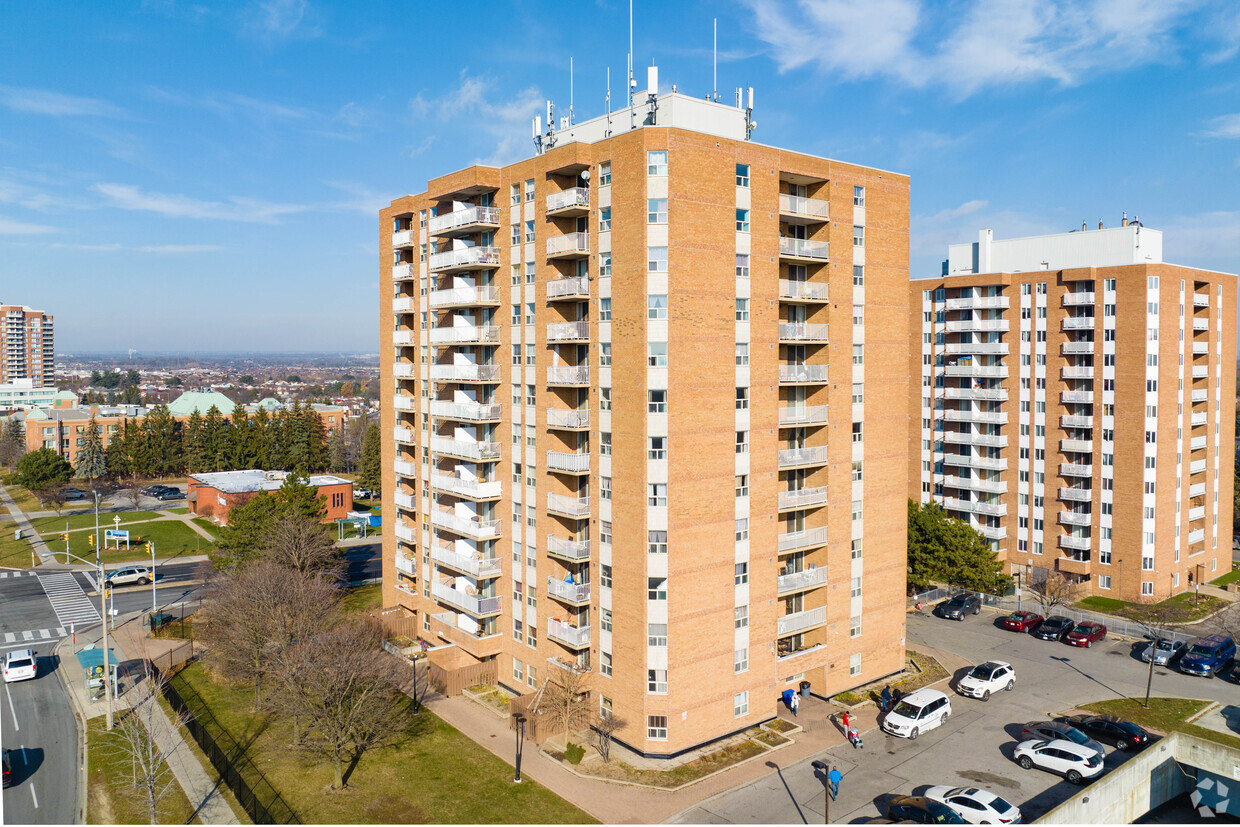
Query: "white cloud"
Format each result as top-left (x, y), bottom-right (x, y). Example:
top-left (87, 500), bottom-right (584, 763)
top-left (0, 85), bottom-right (123, 118)
top-left (242, 0), bottom-right (320, 40)
top-left (137, 244), bottom-right (222, 253)
top-left (411, 73), bottom-right (544, 166)
top-left (1160, 211), bottom-right (1240, 270)
top-left (0, 216), bottom-right (57, 235)
top-left (94, 183), bottom-right (309, 223)
top-left (742, 0), bottom-right (1199, 96)
top-left (910, 200), bottom-right (1060, 276)
top-left (1199, 113), bottom-right (1240, 139)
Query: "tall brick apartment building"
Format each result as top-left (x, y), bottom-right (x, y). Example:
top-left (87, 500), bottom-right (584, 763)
top-left (380, 78), bottom-right (910, 757)
top-left (1, 303), bottom-right (54, 386)
top-left (911, 223), bottom-right (1236, 603)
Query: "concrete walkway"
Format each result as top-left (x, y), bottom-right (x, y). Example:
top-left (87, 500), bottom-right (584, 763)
top-left (0, 483), bottom-right (54, 563)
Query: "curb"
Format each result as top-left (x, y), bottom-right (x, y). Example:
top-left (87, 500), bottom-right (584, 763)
top-left (54, 634), bottom-right (90, 825)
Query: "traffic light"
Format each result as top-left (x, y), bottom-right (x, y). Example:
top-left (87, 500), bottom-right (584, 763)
top-left (88, 533), bottom-right (95, 547)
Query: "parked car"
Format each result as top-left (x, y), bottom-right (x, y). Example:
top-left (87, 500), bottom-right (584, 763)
top-left (1056, 714), bottom-right (1150, 751)
top-left (881, 688), bottom-right (952, 740)
top-left (924, 785), bottom-right (1022, 824)
top-left (1014, 738), bottom-right (1104, 784)
top-left (886, 796), bottom-right (967, 824)
top-left (2, 749), bottom-right (11, 788)
top-left (105, 566), bottom-right (151, 587)
top-left (956, 661), bottom-right (1015, 701)
top-left (1140, 638), bottom-right (1186, 666)
top-left (1003, 611), bottom-right (1043, 632)
top-left (1019, 721), bottom-right (1104, 760)
top-left (937, 593), bottom-right (982, 620)
top-left (1065, 622), bottom-right (1107, 647)
top-left (355, 488), bottom-right (373, 499)
top-left (1179, 635), bottom-right (1237, 678)
top-left (141, 484), bottom-right (167, 496)
top-left (1032, 616), bottom-right (1074, 641)
top-left (61, 487), bottom-right (86, 500)
top-left (155, 488), bottom-right (184, 501)
top-left (3, 649), bottom-right (37, 683)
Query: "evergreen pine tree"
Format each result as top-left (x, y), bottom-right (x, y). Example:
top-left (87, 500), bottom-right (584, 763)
top-left (283, 401), bottom-right (309, 471)
top-left (74, 413), bottom-right (108, 481)
top-left (0, 417), bottom-right (25, 467)
top-left (203, 406), bottom-right (227, 472)
top-left (142, 404), bottom-right (181, 477)
top-left (327, 425), bottom-right (348, 473)
top-left (228, 402), bottom-right (254, 469)
top-left (105, 419), bottom-right (134, 478)
top-left (358, 423), bottom-right (382, 494)
top-left (250, 406), bottom-right (272, 469)
top-left (182, 410), bottom-right (206, 474)
top-left (306, 406), bottom-right (329, 472)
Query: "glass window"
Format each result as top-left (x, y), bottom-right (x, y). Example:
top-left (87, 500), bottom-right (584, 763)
top-left (853, 185), bottom-right (865, 206)
top-left (734, 562), bottom-right (748, 585)
top-left (736, 164), bottom-right (750, 187)
top-left (853, 225), bottom-right (864, 246)
top-left (735, 386), bottom-right (749, 409)
top-left (600, 386), bottom-right (611, 410)
top-left (736, 209), bottom-right (750, 232)
top-left (734, 691), bottom-right (749, 717)
top-left (736, 298), bottom-right (749, 321)
top-left (648, 436), bottom-right (667, 459)
top-left (735, 343), bottom-right (749, 365)
top-left (647, 199), bottom-right (667, 224)
top-left (647, 151), bottom-right (668, 176)
top-left (648, 577), bottom-right (668, 600)
top-left (599, 297), bottom-right (611, 320)
top-left (648, 389), bottom-right (667, 412)
top-left (734, 605), bottom-right (749, 629)
top-left (648, 714), bottom-right (668, 736)
top-left (600, 253), bottom-right (612, 276)
top-left (648, 530), bottom-right (667, 554)
top-left (599, 161), bottom-right (611, 185)
top-left (600, 342), bottom-right (611, 367)
top-left (735, 474), bottom-right (748, 497)
top-left (648, 623), bottom-right (668, 647)
top-left (734, 647), bottom-right (748, 673)
top-left (599, 207), bottom-right (611, 231)
top-left (648, 247), bottom-right (668, 272)
top-left (648, 483), bottom-right (667, 507)
top-left (648, 294), bottom-right (668, 319)
top-left (648, 342), bottom-right (668, 367)
top-left (736, 254), bottom-right (750, 278)
top-left (524, 179), bottom-right (535, 201)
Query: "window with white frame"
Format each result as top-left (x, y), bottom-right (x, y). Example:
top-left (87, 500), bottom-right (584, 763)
top-left (599, 207), bottom-right (611, 231)
top-left (648, 294), bottom-right (668, 319)
top-left (735, 518), bottom-right (749, 541)
top-left (734, 605), bottom-right (749, 629)
top-left (647, 199), bottom-right (667, 224)
top-left (647, 713), bottom-right (668, 737)
top-left (736, 386), bottom-right (749, 409)
top-left (734, 562), bottom-right (748, 585)
top-left (647, 151), bottom-right (668, 176)
top-left (849, 653), bottom-right (862, 676)
top-left (599, 161), bottom-right (611, 185)
top-left (736, 254), bottom-right (750, 278)
top-left (735, 342), bottom-right (749, 365)
top-left (648, 577), bottom-right (668, 600)
top-left (648, 530), bottom-right (667, 554)
top-left (647, 623), bottom-right (668, 647)
top-left (648, 389), bottom-right (667, 412)
top-left (853, 225), bottom-right (864, 246)
top-left (600, 252), bottom-right (611, 276)
top-left (599, 297), bottom-right (611, 320)
top-left (648, 483), bottom-right (667, 507)
top-left (736, 298), bottom-right (750, 321)
top-left (601, 651), bottom-right (612, 676)
top-left (648, 342), bottom-right (668, 367)
top-left (850, 615), bottom-right (862, 637)
top-left (853, 185), bottom-right (865, 206)
top-left (736, 164), bottom-right (750, 187)
top-left (735, 474), bottom-right (748, 498)
top-left (734, 691), bottom-right (749, 717)
top-left (648, 246), bottom-right (668, 272)
top-left (734, 647), bottom-right (748, 673)
top-left (648, 436), bottom-right (667, 459)
top-left (736, 209), bottom-right (750, 232)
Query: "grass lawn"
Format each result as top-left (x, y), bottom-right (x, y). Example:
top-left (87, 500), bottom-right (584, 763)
top-left (1076, 592), bottom-right (1225, 624)
top-left (3, 485), bottom-right (42, 513)
top-left (165, 506), bottom-right (189, 515)
top-left (87, 715), bottom-right (198, 825)
top-left (1210, 566), bottom-right (1240, 587)
top-left (190, 518), bottom-right (219, 539)
top-left (1077, 595), bottom-right (1127, 613)
top-left (43, 520), bottom-right (215, 565)
top-left (1082, 697), bottom-right (1240, 751)
top-left (29, 511), bottom-right (161, 534)
top-left (171, 662), bottom-right (595, 824)
top-left (341, 583), bottom-right (381, 614)
top-left (0, 530), bottom-right (37, 568)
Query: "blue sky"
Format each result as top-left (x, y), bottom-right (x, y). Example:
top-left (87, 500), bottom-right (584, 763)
top-left (1, 0), bottom-right (1238, 353)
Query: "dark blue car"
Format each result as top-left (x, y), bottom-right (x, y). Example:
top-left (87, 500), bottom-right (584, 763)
top-left (1179, 635), bottom-right (1236, 678)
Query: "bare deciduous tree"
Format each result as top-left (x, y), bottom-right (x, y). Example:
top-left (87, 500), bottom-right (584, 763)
top-left (197, 561), bottom-right (342, 707)
top-left (259, 513), bottom-right (342, 577)
top-left (272, 619), bottom-right (407, 789)
top-left (540, 667), bottom-right (591, 739)
top-left (592, 711), bottom-right (626, 763)
top-left (40, 485), bottom-right (67, 516)
top-left (103, 663), bottom-right (188, 823)
top-left (119, 480), bottom-right (147, 512)
top-left (389, 653), bottom-right (432, 713)
top-left (1029, 571), bottom-right (1076, 613)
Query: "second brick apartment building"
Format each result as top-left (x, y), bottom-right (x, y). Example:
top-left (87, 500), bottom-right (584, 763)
top-left (381, 81), bottom-right (910, 757)
top-left (911, 222), bottom-right (1236, 603)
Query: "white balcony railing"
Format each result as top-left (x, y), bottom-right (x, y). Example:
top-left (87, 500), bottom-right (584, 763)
top-left (428, 284), bottom-right (500, 308)
top-left (944, 365), bottom-right (1007, 379)
top-left (1191, 412), bottom-right (1208, 427)
top-left (431, 508), bottom-right (501, 540)
top-left (546, 232), bottom-right (590, 257)
top-left (1060, 439), bottom-right (1093, 453)
top-left (393, 426), bottom-right (414, 444)
top-left (943, 342), bottom-right (1009, 355)
top-left (1193, 318), bottom-right (1210, 331)
top-left (545, 187), bottom-right (590, 213)
top-left (777, 606), bottom-right (827, 636)
top-left (1192, 389), bottom-right (1208, 403)
top-left (778, 237), bottom-right (829, 260)
top-left (777, 526), bottom-right (828, 553)
top-left (547, 493), bottom-right (590, 518)
top-left (1061, 390), bottom-right (1094, 404)
top-left (395, 553), bottom-right (415, 575)
top-left (1060, 463), bottom-right (1093, 478)
top-left (777, 566), bottom-right (829, 595)
top-left (1061, 317), bottom-right (1095, 331)
top-left (427, 205), bottom-right (500, 235)
top-left (778, 323), bottom-right (830, 342)
top-left (941, 454), bottom-right (1007, 471)
top-left (944, 296), bottom-right (1009, 311)
top-left (547, 365), bottom-right (590, 386)
top-left (431, 471), bottom-right (502, 500)
top-left (779, 280), bottom-right (830, 301)
top-left (547, 618), bottom-right (591, 648)
top-left (392, 229), bottom-right (414, 247)
top-left (943, 497), bottom-right (1006, 517)
top-left (943, 475), bottom-right (1005, 494)
top-left (1060, 415), bottom-right (1093, 428)
top-left (778, 446), bottom-right (829, 468)
top-left (393, 331), bottom-right (416, 346)
top-left (1058, 535), bottom-right (1091, 551)
top-left (1061, 292), bottom-right (1095, 306)
top-left (778, 486), bottom-right (829, 511)
top-left (1190, 436), bottom-right (1208, 451)
top-left (392, 297), bottom-right (416, 313)
top-left (429, 324), bottom-right (500, 345)
top-left (392, 395), bottom-right (415, 411)
top-left (546, 577), bottom-right (591, 604)
top-left (944, 410), bottom-right (1007, 425)
top-left (432, 582), bottom-right (501, 616)
top-left (431, 545), bottom-right (502, 579)
top-left (394, 459), bottom-right (417, 477)
top-left (1192, 366), bottom-right (1209, 379)
top-left (546, 321), bottom-right (591, 341)
top-left (1061, 341), bottom-right (1095, 355)
top-left (779, 364), bottom-right (829, 383)
top-left (1059, 511), bottom-right (1091, 527)
top-left (1193, 342), bottom-right (1210, 355)
top-left (1190, 459), bottom-right (1207, 474)
top-left (394, 491), bottom-right (416, 510)
top-left (429, 246), bottom-right (500, 272)
top-left (429, 363), bottom-right (501, 383)
top-left (1059, 487), bottom-right (1092, 502)
top-left (942, 431), bottom-right (1006, 448)
top-left (392, 262), bottom-right (415, 281)
top-left (945, 319), bottom-right (1010, 333)
top-left (1194, 293), bottom-right (1210, 308)
top-left (1061, 367), bottom-right (1094, 380)
top-left (1190, 482), bottom-right (1207, 498)
top-left (547, 534), bottom-right (591, 561)
top-left (1188, 505), bottom-right (1206, 522)
top-left (942, 387), bottom-right (1008, 401)
top-left (1188, 528), bottom-right (1206, 545)
top-left (430, 399), bottom-right (502, 422)
top-left (546, 408), bottom-right (590, 429)
top-left (546, 277), bottom-right (591, 300)
top-left (778, 405), bottom-right (830, 426)
top-left (547, 452), bottom-right (590, 473)
top-left (430, 436), bottom-right (502, 462)
top-left (778, 193), bottom-right (830, 219)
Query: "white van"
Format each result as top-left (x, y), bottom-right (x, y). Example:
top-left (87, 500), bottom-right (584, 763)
top-left (881, 688), bottom-right (952, 739)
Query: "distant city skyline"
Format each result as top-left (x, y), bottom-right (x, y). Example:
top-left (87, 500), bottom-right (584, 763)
top-left (2, 1), bottom-right (1238, 351)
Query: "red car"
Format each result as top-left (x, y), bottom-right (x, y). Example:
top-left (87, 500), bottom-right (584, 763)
top-left (1003, 610), bottom-right (1044, 632)
top-left (1065, 622), bottom-right (1107, 647)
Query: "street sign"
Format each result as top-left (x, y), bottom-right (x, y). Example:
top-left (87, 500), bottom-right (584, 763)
top-left (104, 529), bottom-right (130, 540)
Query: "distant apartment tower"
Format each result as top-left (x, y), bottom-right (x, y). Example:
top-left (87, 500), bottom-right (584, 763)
top-left (380, 77), bottom-right (910, 757)
top-left (1, 303), bottom-right (54, 386)
top-left (911, 222), bottom-right (1236, 603)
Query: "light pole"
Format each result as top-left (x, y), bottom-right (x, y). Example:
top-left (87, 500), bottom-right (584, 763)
top-left (150, 540), bottom-right (157, 617)
top-left (1195, 563), bottom-right (1205, 607)
top-left (94, 490), bottom-right (113, 731)
top-left (512, 713), bottom-right (527, 783)
top-left (811, 760), bottom-right (839, 824)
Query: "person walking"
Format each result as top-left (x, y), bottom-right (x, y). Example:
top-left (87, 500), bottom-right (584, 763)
top-left (841, 710), bottom-right (850, 731)
top-left (791, 692), bottom-right (800, 717)
top-left (880, 685), bottom-right (892, 713)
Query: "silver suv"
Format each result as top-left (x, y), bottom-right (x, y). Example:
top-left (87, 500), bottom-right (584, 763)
top-left (106, 566), bottom-right (151, 587)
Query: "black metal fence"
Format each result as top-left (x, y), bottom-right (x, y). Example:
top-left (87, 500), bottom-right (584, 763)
top-left (158, 667), bottom-right (300, 825)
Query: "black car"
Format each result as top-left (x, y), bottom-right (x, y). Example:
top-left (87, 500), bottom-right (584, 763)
top-left (886, 796), bottom-right (967, 824)
top-left (155, 488), bottom-right (184, 501)
top-left (141, 484), bottom-right (166, 496)
top-left (1033, 615), bottom-right (1075, 641)
top-left (936, 593), bottom-right (981, 620)
top-left (1057, 714), bottom-right (1151, 751)
top-left (2, 749), bottom-right (12, 788)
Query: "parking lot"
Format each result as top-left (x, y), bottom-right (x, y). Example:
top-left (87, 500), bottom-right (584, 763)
top-left (673, 606), bottom-right (1238, 823)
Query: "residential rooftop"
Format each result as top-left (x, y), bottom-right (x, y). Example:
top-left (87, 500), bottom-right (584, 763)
top-left (188, 469), bottom-right (351, 495)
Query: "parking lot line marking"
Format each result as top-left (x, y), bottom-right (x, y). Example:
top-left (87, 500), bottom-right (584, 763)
top-left (3, 633), bottom-right (12, 643)
top-left (30, 782), bottom-right (38, 808)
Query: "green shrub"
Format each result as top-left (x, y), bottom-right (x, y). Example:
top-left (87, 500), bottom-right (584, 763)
top-left (565, 742), bottom-right (585, 765)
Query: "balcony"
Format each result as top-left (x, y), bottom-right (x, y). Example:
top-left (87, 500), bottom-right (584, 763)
top-left (547, 534), bottom-right (591, 561)
top-left (1060, 415), bottom-right (1093, 429)
top-left (1193, 318), bottom-right (1210, 332)
top-left (547, 451), bottom-right (590, 474)
top-left (778, 323), bottom-right (830, 342)
top-left (778, 237), bottom-right (829, 261)
top-left (547, 321), bottom-right (591, 342)
top-left (943, 475), bottom-right (1005, 494)
top-left (1059, 487), bottom-right (1092, 502)
top-left (1194, 293), bottom-right (1210, 308)
top-left (547, 493), bottom-right (590, 519)
top-left (944, 409), bottom-right (1007, 425)
top-left (431, 509), bottom-right (501, 541)
top-left (431, 471), bottom-right (502, 501)
top-left (394, 458), bottom-right (417, 477)
top-left (1061, 366), bottom-right (1094, 380)
top-left (1190, 436), bottom-right (1208, 451)
top-left (430, 436), bottom-right (501, 463)
top-left (395, 552), bottom-right (416, 575)
top-left (1056, 555), bottom-right (1092, 576)
top-left (1061, 341), bottom-right (1095, 356)
top-left (1189, 505), bottom-right (1206, 522)
top-left (432, 582), bottom-right (501, 617)
top-left (547, 365), bottom-right (590, 387)
top-left (1190, 482), bottom-right (1207, 498)
top-left (1061, 317), bottom-right (1095, 331)
top-left (942, 387), bottom-right (1008, 402)
top-left (944, 296), bottom-right (1009, 311)
top-left (778, 526), bottom-right (828, 553)
top-left (944, 364), bottom-right (1007, 379)
top-left (394, 491), bottom-right (416, 510)
top-left (392, 229), bottom-right (415, 248)
top-left (547, 618), bottom-right (591, 649)
top-left (546, 577), bottom-right (591, 606)
top-left (429, 246), bottom-right (500, 272)
top-left (1189, 528), bottom-right (1206, 545)
top-left (779, 280), bottom-right (829, 303)
top-left (393, 331), bottom-right (416, 347)
top-left (1060, 438), bottom-right (1093, 453)
top-left (943, 497), bottom-right (1006, 517)
top-left (779, 364), bottom-right (829, 384)
top-left (1190, 459), bottom-right (1207, 475)
top-left (1058, 535), bottom-right (1091, 552)
top-left (546, 232), bottom-right (590, 259)
top-left (778, 193), bottom-right (830, 223)
top-left (429, 363), bottom-right (501, 383)
top-left (428, 205), bottom-right (501, 237)
top-left (1191, 412), bottom-right (1208, 427)
top-left (430, 399), bottom-right (502, 422)
top-left (777, 566), bottom-right (829, 595)
top-left (1061, 390), bottom-right (1094, 405)
top-left (778, 486), bottom-right (829, 511)
top-left (546, 277), bottom-right (591, 301)
top-left (1059, 511), bottom-right (1091, 527)
top-left (393, 297), bottom-right (416, 314)
top-left (941, 454), bottom-right (1007, 471)
top-left (777, 606), bottom-right (827, 636)
top-left (1193, 342), bottom-right (1210, 355)
top-left (428, 284), bottom-right (501, 308)
top-left (779, 405), bottom-right (829, 427)
top-left (1062, 292), bottom-right (1095, 306)
top-left (778, 445), bottom-right (829, 468)
top-left (393, 426), bottom-right (414, 444)
top-left (392, 395), bottom-right (416, 411)
top-left (545, 187), bottom-right (591, 216)
top-left (429, 324), bottom-right (500, 346)
top-left (943, 342), bottom-right (1009, 356)
top-left (1193, 365), bottom-right (1209, 379)
top-left (1192, 389), bottom-right (1209, 403)
top-left (431, 545), bottom-right (502, 579)
top-left (393, 262), bottom-right (415, 282)
top-left (778, 643), bottom-right (827, 663)
top-left (944, 319), bottom-right (1010, 333)
top-left (1060, 463), bottom-right (1093, 478)
top-left (977, 524), bottom-right (1007, 541)
top-left (428, 612), bottom-right (504, 658)
top-left (943, 431), bottom-right (1007, 448)
top-left (546, 408), bottom-right (590, 430)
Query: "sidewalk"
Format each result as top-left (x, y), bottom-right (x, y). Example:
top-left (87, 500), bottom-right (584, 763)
top-left (0, 484), bottom-right (53, 564)
top-left (61, 613), bottom-right (236, 824)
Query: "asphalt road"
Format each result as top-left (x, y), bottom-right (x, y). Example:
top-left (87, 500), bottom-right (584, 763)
top-left (1, 656), bottom-right (78, 825)
top-left (672, 608), bottom-right (1240, 824)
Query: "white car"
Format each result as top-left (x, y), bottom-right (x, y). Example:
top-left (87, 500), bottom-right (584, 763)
top-left (956, 660), bottom-right (1016, 701)
top-left (2, 649), bottom-right (37, 683)
top-left (925, 785), bottom-right (1022, 824)
top-left (1014, 738), bottom-right (1103, 784)
top-left (106, 566), bottom-right (151, 586)
top-left (881, 688), bottom-right (952, 740)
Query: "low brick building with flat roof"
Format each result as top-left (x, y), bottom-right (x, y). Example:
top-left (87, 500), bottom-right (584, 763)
top-left (188, 469), bottom-right (353, 526)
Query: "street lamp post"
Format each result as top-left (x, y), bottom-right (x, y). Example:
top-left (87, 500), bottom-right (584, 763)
top-left (93, 491), bottom-right (113, 731)
top-left (811, 760), bottom-right (840, 824)
top-left (150, 540), bottom-right (157, 617)
top-left (1195, 563), bottom-right (1205, 607)
top-left (512, 713), bottom-right (527, 783)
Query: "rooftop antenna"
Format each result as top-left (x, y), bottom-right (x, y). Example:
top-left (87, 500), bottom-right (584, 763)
top-left (629, 0), bottom-right (637, 130)
top-left (605, 66), bottom-right (612, 137)
top-left (569, 57), bottom-right (574, 126)
top-left (713, 18), bottom-right (718, 102)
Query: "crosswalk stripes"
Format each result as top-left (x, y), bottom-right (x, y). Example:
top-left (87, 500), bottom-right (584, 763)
top-left (36, 571), bottom-right (101, 627)
top-left (2, 628), bottom-right (69, 645)
top-left (0, 570), bottom-right (37, 578)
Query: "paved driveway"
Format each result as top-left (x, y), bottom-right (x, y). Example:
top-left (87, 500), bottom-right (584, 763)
top-left (672, 609), bottom-right (1231, 824)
